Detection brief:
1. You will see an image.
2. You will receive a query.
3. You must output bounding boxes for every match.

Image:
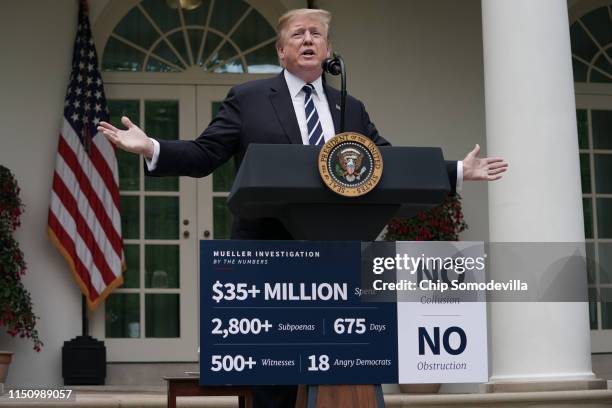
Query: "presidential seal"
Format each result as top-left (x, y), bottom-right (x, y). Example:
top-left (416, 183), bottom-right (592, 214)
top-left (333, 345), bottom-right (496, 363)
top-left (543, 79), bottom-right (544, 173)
top-left (318, 132), bottom-right (383, 197)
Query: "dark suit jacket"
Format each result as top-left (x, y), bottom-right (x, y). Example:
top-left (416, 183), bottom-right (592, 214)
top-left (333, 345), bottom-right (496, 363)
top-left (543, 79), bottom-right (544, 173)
top-left (146, 72), bottom-right (457, 239)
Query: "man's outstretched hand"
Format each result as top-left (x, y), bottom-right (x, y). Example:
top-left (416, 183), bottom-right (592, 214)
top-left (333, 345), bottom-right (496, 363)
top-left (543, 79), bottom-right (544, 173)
top-left (462, 144), bottom-right (508, 181)
top-left (97, 116), bottom-right (154, 159)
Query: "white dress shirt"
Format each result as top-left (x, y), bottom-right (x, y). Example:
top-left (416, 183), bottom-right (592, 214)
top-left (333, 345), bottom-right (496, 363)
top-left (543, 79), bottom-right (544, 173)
top-left (283, 70), bottom-right (335, 145)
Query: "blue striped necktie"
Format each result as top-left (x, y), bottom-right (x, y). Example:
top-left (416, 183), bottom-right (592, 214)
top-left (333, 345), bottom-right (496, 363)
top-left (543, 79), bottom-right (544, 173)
top-left (303, 84), bottom-right (324, 146)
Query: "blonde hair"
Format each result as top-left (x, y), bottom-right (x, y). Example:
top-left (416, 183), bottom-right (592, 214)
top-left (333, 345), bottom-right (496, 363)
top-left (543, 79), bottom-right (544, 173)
top-left (276, 8), bottom-right (331, 48)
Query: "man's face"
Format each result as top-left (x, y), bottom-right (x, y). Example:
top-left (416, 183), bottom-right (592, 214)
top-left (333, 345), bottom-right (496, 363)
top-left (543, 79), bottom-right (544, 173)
top-left (277, 16), bottom-right (331, 82)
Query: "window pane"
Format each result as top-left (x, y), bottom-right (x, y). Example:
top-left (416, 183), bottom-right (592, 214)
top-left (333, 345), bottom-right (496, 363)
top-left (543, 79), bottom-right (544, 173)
top-left (151, 40), bottom-right (186, 70)
top-left (581, 7), bottom-right (612, 50)
top-left (245, 43), bottom-right (283, 73)
top-left (577, 109), bottom-right (588, 149)
top-left (599, 243), bottom-right (612, 284)
top-left (213, 197), bottom-right (233, 239)
top-left (592, 110), bottom-right (612, 149)
top-left (199, 32), bottom-right (223, 67)
top-left (116, 141), bottom-right (140, 191)
top-left (106, 293), bottom-right (140, 338)
top-left (114, 7), bottom-right (157, 50)
top-left (145, 245), bottom-right (179, 288)
top-left (168, 31), bottom-right (190, 65)
top-left (141, 0), bottom-right (181, 33)
top-left (146, 56), bottom-right (181, 73)
top-left (209, 0), bottom-right (248, 33)
top-left (231, 10), bottom-right (276, 51)
top-left (580, 153), bottom-right (591, 194)
top-left (121, 195), bottom-right (139, 239)
top-left (207, 42), bottom-right (241, 72)
top-left (145, 101), bottom-right (179, 139)
top-left (584, 198), bottom-right (593, 239)
top-left (145, 196), bottom-right (179, 239)
top-left (602, 289), bottom-right (612, 330)
top-left (145, 101), bottom-right (179, 192)
top-left (145, 294), bottom-right (180, 337)
top-left (589, 69), bottom-right (612, 83)
top-left (123, 244), bottom-right (140, 288)
top-left (570, 22), bottom-right (599, 63)
top-left (183, 0), bottom-right (211, 26)
top-left (102, 37), bottom-right (144, 72)
top-left (213, 60), bottom-right (244, 73)
top-left (213, 159), bottom-right (236, 192)
top-left (589, 288), bottom-right (598, 330)
top-left (109, 100), bottom-right (140, 191)
top-left (572, 57), bottom-right (588, 83)
top-left (595, 154), bottom-right (612, 193)
top-left (586, 242), bottom-right (596, 285)
top-left (594, 53), bottom-right (612, 79)
top-left (188, 29), bottom-right (204, 59)
top-left (596, 198), bottom-right (612, 238)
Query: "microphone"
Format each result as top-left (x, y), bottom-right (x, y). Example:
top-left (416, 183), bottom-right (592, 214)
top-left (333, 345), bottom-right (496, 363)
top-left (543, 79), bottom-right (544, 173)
top-left (322, 57), bottom-right (342, 76)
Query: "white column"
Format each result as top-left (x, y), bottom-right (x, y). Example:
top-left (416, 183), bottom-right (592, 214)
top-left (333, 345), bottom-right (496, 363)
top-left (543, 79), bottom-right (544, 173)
top-left (481, 0), bottom-right (596, 386)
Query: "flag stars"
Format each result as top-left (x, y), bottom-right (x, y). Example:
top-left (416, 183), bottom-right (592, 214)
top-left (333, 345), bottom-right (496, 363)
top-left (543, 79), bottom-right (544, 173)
top-left (63, 6), bottom-right (109, 133)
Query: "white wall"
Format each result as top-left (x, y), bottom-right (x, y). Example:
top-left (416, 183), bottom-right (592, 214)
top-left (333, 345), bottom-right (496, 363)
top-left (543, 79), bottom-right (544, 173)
top-left (321, 0), bottom-right (489, 240)
top-left (0, 0), bottom-right (83, 386)
top-left (0, 0), bottom-right (489, 386)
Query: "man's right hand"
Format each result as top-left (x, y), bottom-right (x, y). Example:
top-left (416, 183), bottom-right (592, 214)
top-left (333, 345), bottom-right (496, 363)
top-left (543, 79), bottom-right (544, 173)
top-left (97, 116), bottom-right (155, 159)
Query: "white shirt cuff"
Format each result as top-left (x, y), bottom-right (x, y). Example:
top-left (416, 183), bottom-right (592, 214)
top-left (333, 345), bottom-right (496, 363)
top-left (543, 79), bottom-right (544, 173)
top-left (145, 138), bottom-right (160, 171)
top-left (456, 161), bottom-right (463, 192)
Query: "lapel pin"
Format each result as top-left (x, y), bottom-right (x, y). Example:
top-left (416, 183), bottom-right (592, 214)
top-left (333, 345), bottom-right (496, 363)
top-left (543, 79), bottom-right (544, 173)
top-left (335, 104), bottom-right (341, 110)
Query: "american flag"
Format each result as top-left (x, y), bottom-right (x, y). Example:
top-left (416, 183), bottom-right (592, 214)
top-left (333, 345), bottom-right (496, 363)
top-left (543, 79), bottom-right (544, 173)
top-left (48, 0), bottom-right (124, 310)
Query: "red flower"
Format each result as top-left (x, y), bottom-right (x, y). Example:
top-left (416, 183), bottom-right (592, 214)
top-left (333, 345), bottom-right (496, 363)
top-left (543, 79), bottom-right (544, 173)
top-left (384, 194), bottom-right (468, 242)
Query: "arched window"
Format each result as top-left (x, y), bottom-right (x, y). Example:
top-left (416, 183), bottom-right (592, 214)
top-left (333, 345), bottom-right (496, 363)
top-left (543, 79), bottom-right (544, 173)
top-left (102, 0), bottom-right (281, 73)
top-left (571, 2), bottom-right (612, 350)
top-left (570, 4), bottom-right (612, 83)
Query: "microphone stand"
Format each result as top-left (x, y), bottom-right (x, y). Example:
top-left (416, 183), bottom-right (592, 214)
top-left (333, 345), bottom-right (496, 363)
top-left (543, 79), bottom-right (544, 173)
top-left (338, 55), bottom-right (346, 133)
top-left (323, 54), bottom-right (347, 133)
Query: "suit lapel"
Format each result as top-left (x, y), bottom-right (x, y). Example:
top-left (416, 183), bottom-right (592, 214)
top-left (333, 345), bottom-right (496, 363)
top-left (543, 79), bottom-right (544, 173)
top-left (324, 83), bottom-right (341, 134)
top-left (269, 73), bottom-right (303, 144)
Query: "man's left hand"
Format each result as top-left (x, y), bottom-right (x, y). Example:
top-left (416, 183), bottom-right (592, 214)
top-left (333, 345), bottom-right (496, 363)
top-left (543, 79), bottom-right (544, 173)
top-left (462, 144), bottom-right (508, 181)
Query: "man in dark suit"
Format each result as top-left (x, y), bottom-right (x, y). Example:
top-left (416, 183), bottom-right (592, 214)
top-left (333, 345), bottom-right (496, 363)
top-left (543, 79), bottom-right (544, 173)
top-left (99, 8), bottom-right (507, 407)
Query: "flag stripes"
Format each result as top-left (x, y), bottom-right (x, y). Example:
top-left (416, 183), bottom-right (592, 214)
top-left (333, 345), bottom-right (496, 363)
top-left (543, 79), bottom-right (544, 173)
top-left (48, 0), bottom-right (124, 309)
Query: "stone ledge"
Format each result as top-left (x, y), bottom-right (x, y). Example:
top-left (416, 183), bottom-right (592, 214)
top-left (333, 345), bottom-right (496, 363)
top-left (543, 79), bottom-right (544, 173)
top-left (482, 379), bottom-right (608, 393)
top-left (387, 389), bottom-right (612, 407)
top-left (0, 390), bottom-right (611, 408)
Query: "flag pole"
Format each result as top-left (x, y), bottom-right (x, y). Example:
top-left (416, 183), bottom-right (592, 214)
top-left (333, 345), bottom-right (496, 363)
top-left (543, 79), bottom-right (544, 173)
top-left (82, 295), bottom-right (89, 336)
